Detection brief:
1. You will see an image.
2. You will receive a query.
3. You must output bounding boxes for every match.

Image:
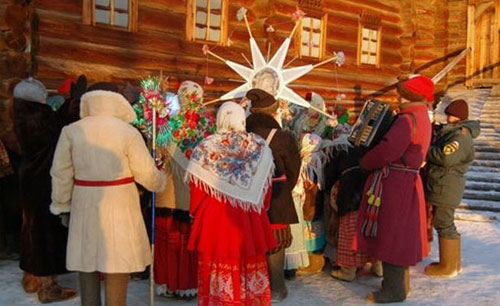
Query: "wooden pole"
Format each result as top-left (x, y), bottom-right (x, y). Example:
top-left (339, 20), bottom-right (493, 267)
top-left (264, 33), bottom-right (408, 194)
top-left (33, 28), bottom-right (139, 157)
top-left (206, 50), bottom-right (227, 64)
top-left (312, 55), bottom-right (338, 69)
top-left (241, 53), bottom-right (253, 68)
top-left (202, 98), bottom-right (223, 106)
top-left (150, 105), bottom-right (156, 306)
top-left (283, 55), bottom-right (298, 68)
top-left (289, 19), bottom-right (302, 38)
top-left (431, 48), bottom-right (470, 84)
top-left (243, 14), bottom-right (253, 38)
top-left (309, 105), bottom-right (337, 120)
top-left (267, 42), bottom-right (271, 62)
top-left (202, 97), bottom-right (237, 106)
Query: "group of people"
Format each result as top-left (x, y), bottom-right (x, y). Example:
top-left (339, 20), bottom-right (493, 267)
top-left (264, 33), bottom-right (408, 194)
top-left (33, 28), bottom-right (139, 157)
top-left (0, 72), bottom-right (480, 306)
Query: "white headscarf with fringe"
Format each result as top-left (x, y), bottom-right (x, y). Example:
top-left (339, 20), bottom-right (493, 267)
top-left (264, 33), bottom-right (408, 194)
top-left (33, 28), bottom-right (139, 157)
top-left (300, 133), bottom-right (327, 190)
top-left (185, 102), bottom-right (274, 212)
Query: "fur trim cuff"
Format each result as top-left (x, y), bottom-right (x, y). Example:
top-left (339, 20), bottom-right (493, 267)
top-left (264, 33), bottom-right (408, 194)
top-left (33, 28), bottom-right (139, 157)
top-left (155, 172), bottom-right (167, 193)
top-left (50, 202), bottom-right (71, 215)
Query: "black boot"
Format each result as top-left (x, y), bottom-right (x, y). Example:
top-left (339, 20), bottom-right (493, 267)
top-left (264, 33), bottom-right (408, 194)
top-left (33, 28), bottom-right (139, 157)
top-left (267, 248), bottom-right (288, 303)
top-left (367, 262), bottom-right (407, 303)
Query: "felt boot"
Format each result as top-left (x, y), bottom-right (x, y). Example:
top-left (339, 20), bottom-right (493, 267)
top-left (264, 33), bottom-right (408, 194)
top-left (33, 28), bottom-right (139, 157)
top-left (22, 272), bottom-right (41, 293)
top-left (367, 262), bottom-right (406, 303)
top-left (296, 253), bottom-right (325, 276)
top-left (404, 267), bottom-right (411, 297)
top-left (371, 261), bottom-right (383, 277)
top-left (331, 266), bottom-right (356, 282)
top-left (37, 276), bottom-right (77, 303)
top-left (267, 249), bottom-right (288, 303)
top-left (424, 236), bottom-right (460, 277)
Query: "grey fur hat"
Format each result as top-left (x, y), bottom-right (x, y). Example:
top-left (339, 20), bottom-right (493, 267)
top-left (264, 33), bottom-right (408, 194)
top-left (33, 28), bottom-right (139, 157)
top-left (13, 78), bottom-right (48, 103)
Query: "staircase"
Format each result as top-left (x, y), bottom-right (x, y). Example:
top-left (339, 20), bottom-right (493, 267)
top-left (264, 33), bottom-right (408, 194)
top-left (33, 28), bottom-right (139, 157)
top-left (446, 86), bottom-right (500, 212)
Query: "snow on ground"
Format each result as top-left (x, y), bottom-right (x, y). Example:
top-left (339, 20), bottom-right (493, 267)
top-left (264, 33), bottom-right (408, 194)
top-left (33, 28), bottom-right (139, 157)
top-left (1, 218), bottom-right (500, 306)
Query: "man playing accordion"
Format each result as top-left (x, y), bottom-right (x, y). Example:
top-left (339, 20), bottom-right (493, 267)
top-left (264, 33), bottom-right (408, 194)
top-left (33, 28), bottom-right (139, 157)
top-left (353, 75), bottom-right (434, 303)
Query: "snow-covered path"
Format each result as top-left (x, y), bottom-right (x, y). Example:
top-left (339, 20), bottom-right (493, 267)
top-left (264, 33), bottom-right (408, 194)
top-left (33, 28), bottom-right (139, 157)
top-left (1, 217), bottom-right (499, 306)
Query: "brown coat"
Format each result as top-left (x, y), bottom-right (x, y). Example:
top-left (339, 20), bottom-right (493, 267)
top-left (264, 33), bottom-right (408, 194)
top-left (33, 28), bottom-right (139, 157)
top-left (246, 113), bottom-right (300, 224)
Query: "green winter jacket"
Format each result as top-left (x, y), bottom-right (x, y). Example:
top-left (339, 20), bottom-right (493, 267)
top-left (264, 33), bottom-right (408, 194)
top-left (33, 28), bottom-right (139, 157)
top-left (424, 120), bottom-right (481, 208)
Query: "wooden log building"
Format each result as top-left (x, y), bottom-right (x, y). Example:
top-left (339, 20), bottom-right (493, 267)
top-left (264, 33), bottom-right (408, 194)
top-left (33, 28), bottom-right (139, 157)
top-left (1, 0), bottom-right (499, 143)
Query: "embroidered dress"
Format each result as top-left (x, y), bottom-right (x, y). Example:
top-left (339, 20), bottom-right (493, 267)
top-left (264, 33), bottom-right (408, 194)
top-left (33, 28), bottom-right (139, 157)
top-left (152, 81), bottom-right (216, 298)
top-left (186, 103), bottom-right (276, 306)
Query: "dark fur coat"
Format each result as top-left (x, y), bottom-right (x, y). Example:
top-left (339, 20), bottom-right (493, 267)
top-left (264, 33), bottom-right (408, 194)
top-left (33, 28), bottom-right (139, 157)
top-left (14, 99), bottom-right (69, 276)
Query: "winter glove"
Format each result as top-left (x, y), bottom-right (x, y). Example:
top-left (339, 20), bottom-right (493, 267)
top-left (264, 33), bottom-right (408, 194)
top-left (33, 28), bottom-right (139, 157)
top-left (60, 213), bottom-right (70, 228)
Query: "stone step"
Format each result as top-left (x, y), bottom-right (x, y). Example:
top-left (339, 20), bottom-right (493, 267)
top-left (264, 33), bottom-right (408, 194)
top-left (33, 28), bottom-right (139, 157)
top-left (468, 165), bottom-right (500, 173)
top-left (480, 108), bottom-right (500, 112)
top-left (475, 146), bottom-right (500, 153)
top-left (465, 180), bottom-right (500, 191)
top-left (463, 189), bottom-right (500, 202)
top-left (458, 200), bottom-right (500, 213)
top-left (479, 124), bottom-right (499, 130)
top-left (476, 131), bottom-right (500, 140)
top-left (475, 140), bottom-right (500, 145)
top-left (479, 119), bottom-right (500, 124)
top-left (474, 141), bottom-right (500, 146)
top-left (472, 159), bottom-right (500, 168)
top-left (475, 152), bottom-right (500, 160)
top-left (466, 172), bottom-right (500, 183)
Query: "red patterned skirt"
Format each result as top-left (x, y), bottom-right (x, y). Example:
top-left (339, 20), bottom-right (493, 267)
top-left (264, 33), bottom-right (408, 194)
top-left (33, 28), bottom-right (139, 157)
top-left (154, 214), bottom-right (197, 293)
top-left (337, 211), bottom-right (368, 268)
top-left (197, 254), bottom-right (271, 306)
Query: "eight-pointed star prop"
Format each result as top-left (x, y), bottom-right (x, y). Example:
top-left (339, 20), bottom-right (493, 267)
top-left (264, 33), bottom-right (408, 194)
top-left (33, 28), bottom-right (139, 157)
top-left (202, 9), bottom-right (344, 120)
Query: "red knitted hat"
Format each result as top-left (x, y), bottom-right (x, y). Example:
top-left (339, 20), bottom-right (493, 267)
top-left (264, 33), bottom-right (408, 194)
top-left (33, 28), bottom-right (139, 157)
top-left (445, 99), bottom-right (468, 121)
top-left (397, 75), bottom-right (435, 103)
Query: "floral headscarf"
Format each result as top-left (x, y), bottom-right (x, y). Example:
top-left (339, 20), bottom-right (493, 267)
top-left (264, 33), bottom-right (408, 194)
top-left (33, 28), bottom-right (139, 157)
top-left (163, 81), bottom-right (216, 161)
top-left (186, 102), bottom-right (274, 212)
top-left (177, 81), bottom-right (203, 110)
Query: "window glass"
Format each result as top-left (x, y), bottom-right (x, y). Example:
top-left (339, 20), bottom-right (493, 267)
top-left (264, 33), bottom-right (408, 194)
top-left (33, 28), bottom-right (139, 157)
top-left (95, 9), bottom-right (110, 24)
top-left (115, 0), bottom-right (128, 10)
top-left (114, 12), bottom-right (128, 27)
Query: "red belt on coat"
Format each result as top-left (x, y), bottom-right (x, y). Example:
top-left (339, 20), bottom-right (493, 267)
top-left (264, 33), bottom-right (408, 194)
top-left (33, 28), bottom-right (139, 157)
top-left (74, 177), bottom-right (135, 187)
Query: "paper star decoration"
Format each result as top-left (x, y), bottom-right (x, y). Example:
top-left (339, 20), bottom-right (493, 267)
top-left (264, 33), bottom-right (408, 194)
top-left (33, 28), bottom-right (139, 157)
top-left (204, 7), bottom-right (344, 111)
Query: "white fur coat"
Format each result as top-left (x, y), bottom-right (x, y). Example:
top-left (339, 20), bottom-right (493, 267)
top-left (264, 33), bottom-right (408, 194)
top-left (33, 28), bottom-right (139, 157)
top-left (50, 90), bottom-right (165, 273)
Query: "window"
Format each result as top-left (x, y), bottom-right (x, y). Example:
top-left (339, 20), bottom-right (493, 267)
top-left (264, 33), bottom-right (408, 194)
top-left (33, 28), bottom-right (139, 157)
top-left (298, 16), bottom-right (327, 59)
top-left (359, 27), bottom-right (380, 65)
top-left (82, 0), bottom-right (138, 31)
top-left (186, 0), bottom-right (229, 45)
top-left (357, 13), bottom-right (381, 67)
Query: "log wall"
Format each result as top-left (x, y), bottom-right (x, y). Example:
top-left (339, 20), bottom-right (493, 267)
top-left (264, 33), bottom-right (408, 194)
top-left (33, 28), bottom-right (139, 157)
top-left (0, 0), bottom-right (475, 136)
top-left (31, 0), bottom-right (408, 118)
top-left (400, 0), bottom-right (469, 94)
top-left (0, 0), bottom-right (34, 151)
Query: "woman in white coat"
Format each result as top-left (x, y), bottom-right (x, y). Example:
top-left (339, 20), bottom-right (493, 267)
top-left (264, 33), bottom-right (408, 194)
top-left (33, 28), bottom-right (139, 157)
top-left (50, 88), bottom-right (165, 306)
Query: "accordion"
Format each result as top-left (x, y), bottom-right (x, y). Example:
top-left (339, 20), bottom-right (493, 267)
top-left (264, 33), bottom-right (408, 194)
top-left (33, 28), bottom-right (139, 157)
top-left (348, 99), bottom-right (396, 149)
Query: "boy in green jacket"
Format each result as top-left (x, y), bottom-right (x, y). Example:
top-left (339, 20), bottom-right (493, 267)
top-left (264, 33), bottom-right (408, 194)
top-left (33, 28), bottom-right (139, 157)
top-left (424, 99), bottom-right (480, 277)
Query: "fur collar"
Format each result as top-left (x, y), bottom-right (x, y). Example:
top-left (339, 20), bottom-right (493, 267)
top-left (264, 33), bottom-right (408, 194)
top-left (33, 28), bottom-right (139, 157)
top-left (246, 113), bottom-right (281, 130)
top-left (80, 90), bottom-right (136, 123)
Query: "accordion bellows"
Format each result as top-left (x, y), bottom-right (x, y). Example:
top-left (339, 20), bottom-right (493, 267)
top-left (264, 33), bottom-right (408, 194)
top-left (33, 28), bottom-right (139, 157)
top-left (349, 100), bottom-right (396, 149)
